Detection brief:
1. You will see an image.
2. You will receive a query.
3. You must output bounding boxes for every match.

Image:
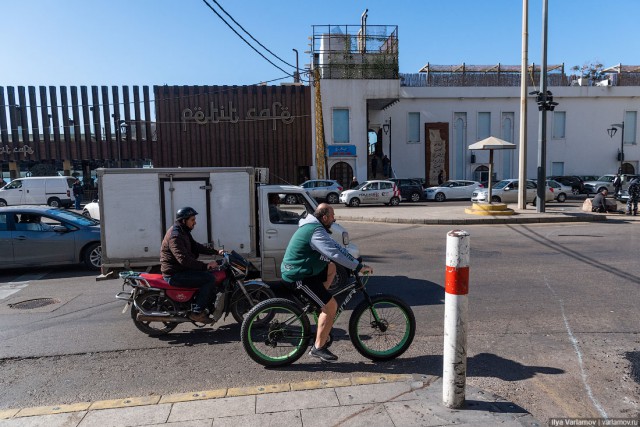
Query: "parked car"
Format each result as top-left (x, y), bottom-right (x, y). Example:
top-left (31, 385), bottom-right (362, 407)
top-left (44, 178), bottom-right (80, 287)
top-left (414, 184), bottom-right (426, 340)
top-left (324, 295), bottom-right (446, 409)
top-left (0, 205), bottom-right (102, 270)
top-left (339, 180), bottom-right (401, 207)
top-left (548, 175), bottom-right (584, 195)
top-left (408, 178), bottom-right (428, 189)
top-left (82, 199), bottom-right (100, 220)
top-left (297, 180), bottom-right (343, 204)
top-left (582, 174), bottom-right (640, 195)
top-left (425, 180), bottom-right (483, 202)
top-left (389, 178), bottom-right (424, 202)
top-left (0, 176), bottom-right (74, 208)
top-left (578, 175), bottom-right (599, 183)
top-left (546, 179), bottom-right (571, 202)
top-left (471, 179), bottom-right (553, 204)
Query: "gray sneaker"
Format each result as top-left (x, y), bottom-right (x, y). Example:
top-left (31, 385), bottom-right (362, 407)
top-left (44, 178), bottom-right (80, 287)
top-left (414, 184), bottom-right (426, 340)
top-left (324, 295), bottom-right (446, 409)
top-left (309, 345), bottom-right (338, 362)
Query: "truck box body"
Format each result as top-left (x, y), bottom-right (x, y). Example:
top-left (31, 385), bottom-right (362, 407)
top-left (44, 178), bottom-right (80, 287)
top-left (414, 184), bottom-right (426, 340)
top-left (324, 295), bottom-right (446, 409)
top-left (98, 167), bottom-right (358, 280)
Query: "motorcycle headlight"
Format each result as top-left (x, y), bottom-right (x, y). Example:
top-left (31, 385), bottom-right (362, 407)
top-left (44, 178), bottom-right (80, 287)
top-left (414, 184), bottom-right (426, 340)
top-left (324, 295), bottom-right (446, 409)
top-left (342, 231), bottom-right (349, 246)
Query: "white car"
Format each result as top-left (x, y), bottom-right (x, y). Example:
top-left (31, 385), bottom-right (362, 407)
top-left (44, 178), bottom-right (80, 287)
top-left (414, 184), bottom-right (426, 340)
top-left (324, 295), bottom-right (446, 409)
top-left (546, 179), bottom-right (571, 203)
top-left (425, 180), bottom-right (483, 202)
top-left (82, 200), bottom-right (100, 220)
top-left (471, 179), bottom-right (553, 204)
top-left (339, 180), bottom-right (401, 207)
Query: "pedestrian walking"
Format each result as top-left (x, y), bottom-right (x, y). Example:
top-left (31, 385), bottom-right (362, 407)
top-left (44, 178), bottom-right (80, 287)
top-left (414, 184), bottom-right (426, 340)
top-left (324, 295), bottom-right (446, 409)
top-left (626, 178), bottom-right (640, 215)
top-left (72, 178), bottom-right (83, 210)
top-left (438, 170), bottom-right (444, 185)
top-left (613, 173), bottom-right (622, 196)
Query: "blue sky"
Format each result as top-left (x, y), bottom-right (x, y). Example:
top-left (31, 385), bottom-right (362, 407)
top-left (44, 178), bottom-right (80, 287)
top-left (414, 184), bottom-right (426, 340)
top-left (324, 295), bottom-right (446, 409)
top-left (1, 0), bottom-right (638, 87)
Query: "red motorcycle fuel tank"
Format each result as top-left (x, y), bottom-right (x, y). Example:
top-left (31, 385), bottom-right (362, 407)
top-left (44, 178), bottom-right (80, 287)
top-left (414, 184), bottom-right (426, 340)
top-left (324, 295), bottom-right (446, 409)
top-left (139, 271), bottom-right (226, 303)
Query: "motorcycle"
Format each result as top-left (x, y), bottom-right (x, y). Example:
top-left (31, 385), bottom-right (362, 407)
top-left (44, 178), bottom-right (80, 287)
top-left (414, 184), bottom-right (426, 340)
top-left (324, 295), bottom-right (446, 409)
top-left (116, 250), bottom-right (275, 336)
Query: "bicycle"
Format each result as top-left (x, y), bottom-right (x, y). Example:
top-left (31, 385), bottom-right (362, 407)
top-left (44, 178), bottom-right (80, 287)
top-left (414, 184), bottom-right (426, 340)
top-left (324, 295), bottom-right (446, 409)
top-left (240, 269), bottom-right (416, 367)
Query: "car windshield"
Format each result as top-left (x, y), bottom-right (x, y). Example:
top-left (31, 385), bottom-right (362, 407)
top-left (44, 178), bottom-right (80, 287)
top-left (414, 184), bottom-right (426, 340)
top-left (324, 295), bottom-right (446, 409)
top-left (492, 180), bottom-right (510, 189)
top-left (44, 208), bottom-right (99, 226)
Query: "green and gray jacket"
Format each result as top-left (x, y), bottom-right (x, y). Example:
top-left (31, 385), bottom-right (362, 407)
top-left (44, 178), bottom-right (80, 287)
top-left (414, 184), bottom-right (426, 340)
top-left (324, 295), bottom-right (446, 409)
top-left (281, 214), bottom-right (361, 282)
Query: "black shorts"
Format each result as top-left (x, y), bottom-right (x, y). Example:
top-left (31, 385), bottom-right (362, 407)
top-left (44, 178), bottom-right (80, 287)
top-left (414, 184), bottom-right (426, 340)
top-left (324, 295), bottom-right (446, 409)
top-left (284, 266), bottom-right (332, 307)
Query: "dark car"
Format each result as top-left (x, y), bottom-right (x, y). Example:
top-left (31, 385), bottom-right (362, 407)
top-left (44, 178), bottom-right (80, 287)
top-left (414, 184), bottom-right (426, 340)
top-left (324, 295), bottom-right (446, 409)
top-left (389, 178), bottom-right (424, 202)
top-left (548, 176), bottom-right (584, 195)
top-left (0, 205), bottom-right (102, 270)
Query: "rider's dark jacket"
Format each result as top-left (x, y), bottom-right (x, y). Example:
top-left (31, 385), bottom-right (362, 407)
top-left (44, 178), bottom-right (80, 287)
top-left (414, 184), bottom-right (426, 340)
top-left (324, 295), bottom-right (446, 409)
top-left (160, 220), bottom-right (217, 277)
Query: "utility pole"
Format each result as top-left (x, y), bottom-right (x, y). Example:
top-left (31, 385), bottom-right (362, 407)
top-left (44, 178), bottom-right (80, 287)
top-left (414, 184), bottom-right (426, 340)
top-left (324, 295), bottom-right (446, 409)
top-left (517, 0), bottom-right (528, 210)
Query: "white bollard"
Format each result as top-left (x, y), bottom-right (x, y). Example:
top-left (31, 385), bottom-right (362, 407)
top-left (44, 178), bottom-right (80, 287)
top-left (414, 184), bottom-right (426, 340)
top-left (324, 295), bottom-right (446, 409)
top-left (442, 229), bottom-right (470, 409)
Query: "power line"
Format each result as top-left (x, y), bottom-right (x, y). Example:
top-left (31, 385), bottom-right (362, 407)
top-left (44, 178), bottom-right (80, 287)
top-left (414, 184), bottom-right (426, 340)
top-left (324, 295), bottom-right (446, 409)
top-left (200, 0), bottom-right (296, 79)
top-left (209, 0), bottom-right (297, 69)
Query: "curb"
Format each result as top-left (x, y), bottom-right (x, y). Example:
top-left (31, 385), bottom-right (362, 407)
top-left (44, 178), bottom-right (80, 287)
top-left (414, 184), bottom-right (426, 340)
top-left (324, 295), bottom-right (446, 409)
top-left (338, 214), bottom-right (608, 225)
top-left (0, 374), bottom-right (416, 420)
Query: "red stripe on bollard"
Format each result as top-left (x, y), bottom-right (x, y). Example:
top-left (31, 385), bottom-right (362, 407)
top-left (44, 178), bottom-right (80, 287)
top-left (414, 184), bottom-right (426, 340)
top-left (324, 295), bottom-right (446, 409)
top-left (445, 266), bottom-right (469, 295)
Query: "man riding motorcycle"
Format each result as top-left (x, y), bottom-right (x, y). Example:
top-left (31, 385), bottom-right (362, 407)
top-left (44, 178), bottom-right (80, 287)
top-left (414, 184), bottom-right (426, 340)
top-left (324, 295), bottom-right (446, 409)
top-left (160, 207), bottom-right (223, 323)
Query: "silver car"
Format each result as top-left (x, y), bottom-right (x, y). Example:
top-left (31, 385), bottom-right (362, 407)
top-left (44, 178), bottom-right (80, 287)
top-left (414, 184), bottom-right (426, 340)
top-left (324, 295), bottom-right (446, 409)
top-left (0, 205), bottom-right (102, 270)
top-left (297, 180), bottom-right (343, 204)
top-left (471, 179), bottom-right (553, 204)
top-left (425, 180), bottom-right (483, 202)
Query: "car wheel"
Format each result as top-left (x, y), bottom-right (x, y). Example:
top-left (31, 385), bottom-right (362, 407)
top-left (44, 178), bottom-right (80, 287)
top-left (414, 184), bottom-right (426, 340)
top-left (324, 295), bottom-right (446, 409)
top-left (491, 195), bottom-right (501, 203)
top-left (0, 199), bottom-right (6, 207)
top-left (389, 197), bottom-right (400, 206)
top-left (557, 193), bottom-right (567, 203)
top-left (409, 192), bottom-right (421, 202)
top-left (349, 198), bottom-right (360, 207)
top-left (47, 197), bottom-right (61, 208)
top-left (326, 193), bottom-right (339, 204)
top-left (284, 194), bottom-right (297, 205)
top-left (571, 188), bottom-right (580, 195)
top-left (83, 242), bottom-right (102, 270)
top-left (434, 192), bottom-right (446, 202)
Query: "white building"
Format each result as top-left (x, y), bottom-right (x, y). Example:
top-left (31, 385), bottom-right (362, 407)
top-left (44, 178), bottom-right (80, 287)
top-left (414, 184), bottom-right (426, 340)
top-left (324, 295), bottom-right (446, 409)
top-left (310, 24), bottom-right (640, 187)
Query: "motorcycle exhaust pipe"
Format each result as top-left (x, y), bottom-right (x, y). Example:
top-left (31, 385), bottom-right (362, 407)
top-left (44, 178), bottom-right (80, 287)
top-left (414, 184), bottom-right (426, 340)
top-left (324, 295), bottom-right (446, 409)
top-left (136, 313), bottom-right (189, 323)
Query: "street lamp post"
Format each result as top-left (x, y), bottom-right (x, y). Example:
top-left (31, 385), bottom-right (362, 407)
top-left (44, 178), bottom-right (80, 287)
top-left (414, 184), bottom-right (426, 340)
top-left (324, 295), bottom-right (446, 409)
top-left (607, 122), bottom-right (625, 174)
top-left (112, 114), bottom-right (127, 168)
top-left (383, 118), bottom-right (392, 177)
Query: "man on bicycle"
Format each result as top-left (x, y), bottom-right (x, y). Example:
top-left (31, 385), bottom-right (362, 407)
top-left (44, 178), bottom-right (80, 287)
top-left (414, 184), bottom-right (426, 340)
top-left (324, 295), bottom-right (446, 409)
top-left (281, 203), bottom-right (372, 362)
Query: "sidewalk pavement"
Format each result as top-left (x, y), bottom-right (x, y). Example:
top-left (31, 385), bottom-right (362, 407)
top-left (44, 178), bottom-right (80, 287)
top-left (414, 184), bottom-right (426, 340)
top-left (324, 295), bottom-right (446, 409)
top-left (332, 200), bottom-right (639, 225)
top-left (0, 374), bottom-right (541, 426)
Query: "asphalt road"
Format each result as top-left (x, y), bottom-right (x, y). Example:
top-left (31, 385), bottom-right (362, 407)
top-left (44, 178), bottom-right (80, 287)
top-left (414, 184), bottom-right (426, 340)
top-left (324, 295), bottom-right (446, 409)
top-left (0, 218), bottom-right (638, 422)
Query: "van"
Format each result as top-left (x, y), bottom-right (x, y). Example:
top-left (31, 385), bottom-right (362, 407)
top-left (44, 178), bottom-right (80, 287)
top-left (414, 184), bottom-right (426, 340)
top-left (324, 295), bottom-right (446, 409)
top-left (0, 177), bottom-right (74, 207)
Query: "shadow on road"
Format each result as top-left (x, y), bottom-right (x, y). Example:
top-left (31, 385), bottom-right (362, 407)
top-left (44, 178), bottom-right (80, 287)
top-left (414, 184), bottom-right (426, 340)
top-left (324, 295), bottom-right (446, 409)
top-left (625, 351), bottom-right (640, 384)
top-left (468, 352), bottom-right (564, 381)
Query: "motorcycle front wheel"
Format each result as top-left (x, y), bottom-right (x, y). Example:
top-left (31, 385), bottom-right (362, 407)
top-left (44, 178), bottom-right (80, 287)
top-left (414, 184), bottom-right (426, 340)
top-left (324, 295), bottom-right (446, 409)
top-left (241, 298), bottom-right (311, 367)
top-left (230, 283), bottom-right (276, 324)
top-left (349, 294), bottom-right (416, 361)
top-left (131, 292), bottom-right (179, 336)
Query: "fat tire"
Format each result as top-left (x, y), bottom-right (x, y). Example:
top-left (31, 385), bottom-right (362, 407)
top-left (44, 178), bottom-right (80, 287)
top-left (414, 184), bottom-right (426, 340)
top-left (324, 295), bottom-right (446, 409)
top-left (131, 292), bottom-right (179, 336)
top-left (349, 294), bottom-right (415, 361)
top-left (241, 298), bottom-right (311, 367)
top-left (230, 283), bottom-right (276, 324)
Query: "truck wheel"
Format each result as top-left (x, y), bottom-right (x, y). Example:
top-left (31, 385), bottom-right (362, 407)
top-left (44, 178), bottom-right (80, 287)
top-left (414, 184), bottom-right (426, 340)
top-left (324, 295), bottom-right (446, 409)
top-left (47, 197), bottom-right (61, 208)
top-left (326, 193), bottom-right (339, 204)
top-left (0, 199), bottom-right (6, 207)
top-left (349, 198), bottom-right (361, 207)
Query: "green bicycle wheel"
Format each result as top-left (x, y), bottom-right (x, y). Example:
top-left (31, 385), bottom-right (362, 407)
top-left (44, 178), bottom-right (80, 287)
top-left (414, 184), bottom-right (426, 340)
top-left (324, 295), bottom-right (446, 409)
top-left (241, 298), bottom-right (311, 367)
top-left (349, 294), bottom-right (416, 361)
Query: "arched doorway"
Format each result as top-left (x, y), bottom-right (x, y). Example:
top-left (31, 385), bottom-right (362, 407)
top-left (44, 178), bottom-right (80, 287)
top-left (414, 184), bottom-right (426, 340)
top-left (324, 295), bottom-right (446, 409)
top-left (621, 162), bottom-right (635, 174)
top-left (473, 165), bottom-right (490, 186)
top-left (330, 161), bottom-right (353, 189)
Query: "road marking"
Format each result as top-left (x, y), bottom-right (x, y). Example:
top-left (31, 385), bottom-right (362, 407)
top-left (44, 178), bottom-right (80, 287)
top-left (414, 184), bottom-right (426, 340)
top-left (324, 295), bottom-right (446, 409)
top-left (0, 272), bottom-right (48, 300)
top-left (544, 274), bottom-right (608, 419)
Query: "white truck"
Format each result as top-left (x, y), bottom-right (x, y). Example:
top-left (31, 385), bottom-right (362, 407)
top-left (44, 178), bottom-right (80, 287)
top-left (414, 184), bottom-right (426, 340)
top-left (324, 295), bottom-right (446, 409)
top-left (97, 167), bottom-right (359, 282)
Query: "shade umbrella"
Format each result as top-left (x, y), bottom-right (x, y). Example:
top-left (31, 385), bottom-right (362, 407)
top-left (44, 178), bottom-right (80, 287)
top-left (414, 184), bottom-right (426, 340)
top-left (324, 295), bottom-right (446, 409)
top-left (468, 137), bottom-right (516, 203)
